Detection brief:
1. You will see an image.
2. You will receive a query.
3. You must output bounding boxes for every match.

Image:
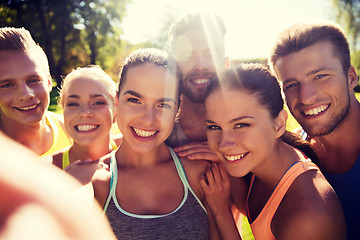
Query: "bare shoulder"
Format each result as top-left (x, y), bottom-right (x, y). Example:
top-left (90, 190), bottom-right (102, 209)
top-left (92, 154), bottom-right (112, 207)
top-left (274, 170), bottom-right (346, 239)
top-left (180, 157), bottom-right (209, 199)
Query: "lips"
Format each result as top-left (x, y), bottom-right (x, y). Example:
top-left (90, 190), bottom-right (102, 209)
top-left (224, 152), bottom-right (248, 161)
top-left (132, 127), bottom-right (157, 137)
top-left (191, 78), bottom-right (210, 85)
top-left (303, 104), bottom-right (329, 116)
top-left (15, 103), bottom-right (39, 111)
top-left (75, 124), bottom-right (99, 132)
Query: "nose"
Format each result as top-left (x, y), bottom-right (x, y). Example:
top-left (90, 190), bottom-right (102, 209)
top-left (79, 104), bottom-right (94, 118)
top-left (141, 106), bottom-right (156, 125)
top-left (299, 82), bottom-right (317, 105)
top-left (218, 130), bottom-right (237, 153)
top-left (17, 83), bottom-right (35, 101)
top-left (193, 54), bottom-right (211, 71)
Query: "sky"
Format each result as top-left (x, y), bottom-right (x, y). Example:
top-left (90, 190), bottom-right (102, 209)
top-left (121, 0), bottom-right (336, 60)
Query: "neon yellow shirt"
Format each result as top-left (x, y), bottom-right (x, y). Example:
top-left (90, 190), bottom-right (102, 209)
top-left (62, 140), bottom-right (117, 170)
top-left (41, 112), bottom-right (71, 157)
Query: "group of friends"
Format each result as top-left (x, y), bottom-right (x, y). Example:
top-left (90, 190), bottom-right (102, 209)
top-left (0, 11), bottom-right (359, 240)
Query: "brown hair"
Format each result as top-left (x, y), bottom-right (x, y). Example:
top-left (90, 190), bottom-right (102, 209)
top-left (269, 23), bottom-right (350, 76)
top-left (0, 27), bottom-right (50, 74)
top-left (206, 64), bottom-right (318, 163)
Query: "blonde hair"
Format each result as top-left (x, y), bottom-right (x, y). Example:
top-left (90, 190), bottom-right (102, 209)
top-left (59, 65), bottom-right (116, 106)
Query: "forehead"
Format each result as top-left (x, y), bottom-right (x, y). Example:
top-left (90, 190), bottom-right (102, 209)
top-left (0, 50), bottom-right (48, 80)
top-left (171, 29), bottom-right (224, 54)
top-left (274, 41), bottom-right (340, 81)
top-left (206, 88), bottom-right (266, 119)
top-left (121, 63), bottom-right (178, 98)
top-left (64, 77), bottom-right (113, 96)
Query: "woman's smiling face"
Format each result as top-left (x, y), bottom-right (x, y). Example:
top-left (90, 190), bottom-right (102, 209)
top-left (205, 87), bottom-right (282, 177)
top-left (117, 62), bottom-right (179, 153)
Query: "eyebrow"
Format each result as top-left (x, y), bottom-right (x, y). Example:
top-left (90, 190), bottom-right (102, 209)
top-left (67, 94), bottom-right (105, 99)
top-left (283, 67), bottom-right (332, 85)
top-left (205, 116), bottom-right (253, 124)
top-left (124, 90), bottom-right (176, 104)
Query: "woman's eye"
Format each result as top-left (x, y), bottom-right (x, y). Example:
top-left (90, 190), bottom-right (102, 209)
top-left (206, 125), bottom-right (221, 130)
top-left (158, 103), bottom-right (171, 109)
top-left (94, 101), bottom-right (106, 106)
top-left (66, 102), bottom-right (79, 107)
top-left (235, 123), bottom-right (249, 129)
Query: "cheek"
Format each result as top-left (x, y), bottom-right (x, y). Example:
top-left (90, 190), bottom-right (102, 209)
top-left (206, 131), bottom-right (221, 152)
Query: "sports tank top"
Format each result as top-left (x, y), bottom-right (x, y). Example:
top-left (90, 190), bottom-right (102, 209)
top-left (246, 158), bottom-right (319, 240)
top-left (61, 139), bottom-right (118, 170)
top-left (41, 112), bottom-right (71, 157)
top-left (104, 148), bottom-right (209, 240)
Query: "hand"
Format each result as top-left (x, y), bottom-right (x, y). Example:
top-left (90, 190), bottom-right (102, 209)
top-left (65, 159), bottom-right (110, 185)
top-left (174, 141), bottom-right (220, 162)
top-left (200, 163), bottom-right (231, 217)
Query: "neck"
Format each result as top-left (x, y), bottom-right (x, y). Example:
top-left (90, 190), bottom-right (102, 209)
top-left (254, 141), bottom-right (300, 188)
top-left (177, 95), bottom-right (207, 142)
top-left (115, 141), bottom-right (170, 168)
top-left (70, 136), bottom-right (112, 161)
top-left (0, 114), bottom-right (52, 155)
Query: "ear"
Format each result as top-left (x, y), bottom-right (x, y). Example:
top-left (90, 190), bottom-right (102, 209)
top-left (47, 76), bottom-right (53, 92)
top-left (348, 66), bottom-right (359, 89)
top-left (224, 56), bottom-right (230, 70)
top-left (274, 109), bottom-right (288, 138)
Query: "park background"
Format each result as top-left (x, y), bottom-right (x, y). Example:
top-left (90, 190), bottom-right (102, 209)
top-left (1, 0), bottom-right (360, 239)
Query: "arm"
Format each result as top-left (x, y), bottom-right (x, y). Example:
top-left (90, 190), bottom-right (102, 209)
top-left (174, 141), bottom-right (221, 162)
top-left (200, 163), bottom-right (242, 240)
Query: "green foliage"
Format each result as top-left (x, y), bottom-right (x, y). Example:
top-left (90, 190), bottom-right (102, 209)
top-left (0, 0), bottom-right (132, 87)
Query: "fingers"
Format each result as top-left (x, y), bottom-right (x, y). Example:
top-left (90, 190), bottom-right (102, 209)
top-left (174, 141), bottom-right (220, 162)
top-left (173, 141), bottom-right (208, 152)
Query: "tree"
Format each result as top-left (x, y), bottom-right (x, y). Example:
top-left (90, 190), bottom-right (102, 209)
top-left (0, 0), bottom-right (131, 87)
top-left (332, 0), bottom-right (360, 80)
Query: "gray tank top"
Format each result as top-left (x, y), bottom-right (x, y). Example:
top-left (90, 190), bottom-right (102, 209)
top-left (103, 148), bottom-right (209, 240)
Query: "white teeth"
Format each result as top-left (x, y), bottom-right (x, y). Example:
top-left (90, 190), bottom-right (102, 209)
top-left (193, 79), bottom-right (209, 84)
top-left (18, 104), bottom-right (37, 111)
top-left (304, 104), bottom-right (328, 116)
top-left (76, 124), bottom-right (98, 132)
top-left (133, 127), bottom-right (156, 137)
top-left (224, 153), bottom-right (246, 161)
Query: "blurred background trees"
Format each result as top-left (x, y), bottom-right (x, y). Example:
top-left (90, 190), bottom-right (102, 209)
top-left (0, 0), bottom-right (359, 92)
top-left (0, 0), bottom-right (131, 86)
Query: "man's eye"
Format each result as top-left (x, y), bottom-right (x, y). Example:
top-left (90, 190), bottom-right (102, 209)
top-left (284, 82), bottom-right (297, 91)
top-left (127, 98), bottom-right (140, 104)
top-left (315, 74), bottom-right (329, 80)
top-left (0, 82), bottom-right (14, 88)
top-left (28, 78), bottom-right (41, 84)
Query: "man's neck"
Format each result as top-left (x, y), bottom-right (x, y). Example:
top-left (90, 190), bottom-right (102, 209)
top-left (309, 99), bottom-right (360, 174)
top-left (0, 114), bottom-right (53, 155)
top-left (177, 95), bottom-right (207, 142)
